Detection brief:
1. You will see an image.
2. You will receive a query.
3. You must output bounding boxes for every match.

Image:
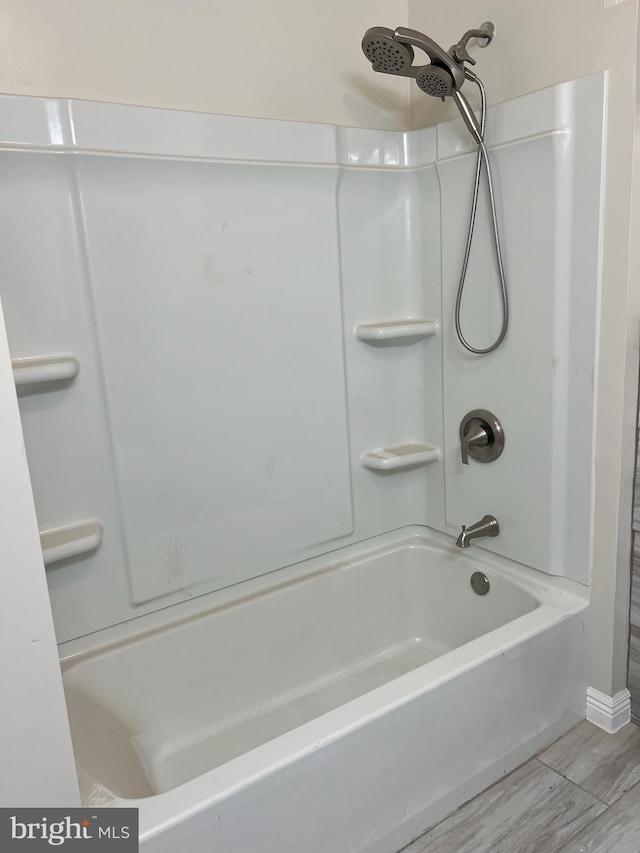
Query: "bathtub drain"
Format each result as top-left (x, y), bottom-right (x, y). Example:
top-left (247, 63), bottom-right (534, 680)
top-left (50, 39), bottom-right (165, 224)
top-left (470, 572), bottom-right (490, 595)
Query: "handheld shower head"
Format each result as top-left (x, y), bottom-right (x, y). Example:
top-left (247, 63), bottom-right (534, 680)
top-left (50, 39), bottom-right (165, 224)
top-left (361, 22), bottom-right (508, 355)
top-left (361, 24), bottom-right (490, 143)
top-left (415, 66), bottom-right (483, 143)
top-left (361, 27), bottom-right (417, 77)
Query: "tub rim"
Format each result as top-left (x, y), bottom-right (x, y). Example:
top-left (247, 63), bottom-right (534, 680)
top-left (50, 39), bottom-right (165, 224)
top-left (59, 525), bottom-right (587, 668)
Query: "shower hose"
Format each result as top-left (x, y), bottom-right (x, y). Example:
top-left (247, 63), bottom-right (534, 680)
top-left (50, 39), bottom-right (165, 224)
top-left (455, 74), bottom-right (508, 354)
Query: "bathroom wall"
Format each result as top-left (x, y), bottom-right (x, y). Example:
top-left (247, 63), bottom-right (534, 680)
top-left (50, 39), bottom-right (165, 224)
top-left (625, 24), bottom-right (640, 721)
top-left (0, 0), bottom-right (410, 130)
top-left (408, 0), bottom-right (640, 699)
top-left (0, 295), bottom-right (79, 806)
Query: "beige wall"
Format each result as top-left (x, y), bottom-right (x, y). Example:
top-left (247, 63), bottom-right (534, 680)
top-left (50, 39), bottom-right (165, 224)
top-left (0, 0), bottom-right (409, 129)
top-left (408, 0), bottom-right (639, 695)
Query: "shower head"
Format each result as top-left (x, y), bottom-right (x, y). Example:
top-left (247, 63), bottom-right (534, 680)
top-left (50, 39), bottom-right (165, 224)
top-left (415, 65), bottom-right (454, 99)
top-left (361, 27), bottom-right (417, 77)
top-left (416, 65), bottom-right (483, 144)
top-left (361, 24), bottom-right (492, 144)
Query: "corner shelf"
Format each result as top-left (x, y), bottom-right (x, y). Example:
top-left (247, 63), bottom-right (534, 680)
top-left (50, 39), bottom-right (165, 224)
top-left (12, 354), bottom-right (80, 387)
top-left (355, 318), bottom-right (439, 344)
top-left (40, 519), bottom-right (103, 566)
top-left (362, 441), bottom-right (440, 471)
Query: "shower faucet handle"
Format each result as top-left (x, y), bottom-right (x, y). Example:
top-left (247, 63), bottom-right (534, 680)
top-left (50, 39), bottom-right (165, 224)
top-left (461, 420), bottom-right (489, 465)
top-left (459, 409), bottom-right (505, 465)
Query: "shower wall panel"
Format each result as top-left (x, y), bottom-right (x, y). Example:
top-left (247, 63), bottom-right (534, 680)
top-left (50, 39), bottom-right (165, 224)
top-left (439, 134), bottom-right (561, 571)
top-left (0, 99), bottom-right (439, 640)
top-left (336, 164), bottom-right (445, 539)
top-left (76, 158), bottom-right (353, 604)
top-left (0, 150), bottom-right (137, 639)
top-left (437, 75), bottom-right (604, 584)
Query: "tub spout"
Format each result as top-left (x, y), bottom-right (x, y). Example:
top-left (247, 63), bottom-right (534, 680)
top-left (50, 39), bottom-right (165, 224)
top-left (456, 515), bottom-right (499, 548)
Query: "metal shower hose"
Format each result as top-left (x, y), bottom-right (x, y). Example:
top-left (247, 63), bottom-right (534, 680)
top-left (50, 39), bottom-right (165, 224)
top-left (454, 75), bottom-right (508, 354)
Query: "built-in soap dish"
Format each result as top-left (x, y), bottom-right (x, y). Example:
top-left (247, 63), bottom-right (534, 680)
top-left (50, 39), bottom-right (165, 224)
top-left (355, 318), bottom-right (439, 344)
top-left (40, 519), bottom-right (103, 566)
top-left (361, 441), bottom-right (440, 471)
top-left (12, 354), bottom-right (79, 387)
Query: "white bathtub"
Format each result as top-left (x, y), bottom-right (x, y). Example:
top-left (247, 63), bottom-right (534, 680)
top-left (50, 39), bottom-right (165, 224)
top-left (60, 528), bottom-right (588, 853)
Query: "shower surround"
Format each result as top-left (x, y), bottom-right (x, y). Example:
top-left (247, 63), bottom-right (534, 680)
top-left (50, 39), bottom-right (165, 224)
top-left (0, 73), bottom-right (604, 849)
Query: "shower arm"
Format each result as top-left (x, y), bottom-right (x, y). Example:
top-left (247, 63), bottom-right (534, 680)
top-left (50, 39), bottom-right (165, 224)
top-left (451, 22), bottom-right (496, 64)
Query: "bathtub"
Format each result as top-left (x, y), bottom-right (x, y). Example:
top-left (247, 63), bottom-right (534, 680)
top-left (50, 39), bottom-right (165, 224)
top-left (60, 527), bottom-right (588, 853)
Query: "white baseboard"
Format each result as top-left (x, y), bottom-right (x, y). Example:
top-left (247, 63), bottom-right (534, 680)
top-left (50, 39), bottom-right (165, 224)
top-left (586, 687), bottom-right (631, 733)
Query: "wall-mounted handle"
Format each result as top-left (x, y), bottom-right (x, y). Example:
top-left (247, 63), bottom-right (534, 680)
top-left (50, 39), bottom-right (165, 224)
top-left (461, 421), bottom-right (490, 464)
top-left (460, 409), bottom-right (505, 465)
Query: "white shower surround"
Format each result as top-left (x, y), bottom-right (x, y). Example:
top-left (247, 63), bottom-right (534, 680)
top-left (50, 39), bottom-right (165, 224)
top-left (0, 73), bottom-right (604, 643)
top-left (0, 74), bottom-right (605, 849)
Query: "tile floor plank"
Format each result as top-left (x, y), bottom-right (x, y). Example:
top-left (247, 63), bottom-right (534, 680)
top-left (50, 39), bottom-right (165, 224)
top-left (401, 759), bottom-right (606, 853)
top-left (538, 720), bottom-right (640, 804)
top-left (556, 779), bottom-right (640, 853)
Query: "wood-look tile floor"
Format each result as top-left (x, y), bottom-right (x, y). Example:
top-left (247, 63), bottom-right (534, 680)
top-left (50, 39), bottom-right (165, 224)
top-left (399, 721), bottom-right (640, 853)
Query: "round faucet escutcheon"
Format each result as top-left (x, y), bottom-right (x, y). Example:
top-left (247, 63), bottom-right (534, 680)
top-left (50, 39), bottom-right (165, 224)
top-left (459, 409), bottom-right (504, 465)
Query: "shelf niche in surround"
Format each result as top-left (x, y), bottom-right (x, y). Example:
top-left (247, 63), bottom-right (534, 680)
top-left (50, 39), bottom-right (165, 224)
top-left (355, 319), bottom-right (439, 344)
top-left (361, 442), bottom-right (440, 471)
top-left (40, 520), bottom-right (103, 567)
top-left (12, 354), bottom-right (80, 387)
